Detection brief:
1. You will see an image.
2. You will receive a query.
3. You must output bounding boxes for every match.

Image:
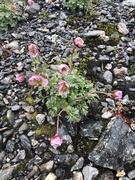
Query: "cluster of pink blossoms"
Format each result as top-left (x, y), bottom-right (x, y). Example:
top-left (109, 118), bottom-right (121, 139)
top-left (15, 38), bottom-right (123, 149)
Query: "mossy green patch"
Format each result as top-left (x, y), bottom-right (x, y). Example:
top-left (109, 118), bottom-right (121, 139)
top-left (35, 123), bottom-right (56, 137)
top-left (25, 95), bottom-right (35, 106)
top-left (129, 63), bottom-right (135, 75)
top-left (38, 9), bottom-right (48, 19)
top-left (97, 22), bottom-right (118, 36)
top-left (97, 22), bottom-right (120, 45)
top-left (31, 111), bottom-right (38, 124)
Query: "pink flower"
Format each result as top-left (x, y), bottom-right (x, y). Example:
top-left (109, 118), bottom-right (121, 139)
top-left (58, 80), bottom-right (70, 96)
top-left (16, 74), bottom-right (25, 82)
top-left (58, 64), bottom-right (69, 75)
top-left (74, 37), bottom-right (84, 48)
top-left (28, 0), bottom-right (34, 6)
top-left (28, 75), bottom-right (48, 87)
top-left (50, 135), bottom-right (63, 149)
top-left (10, 4), bottom-right (16, 11)
top-left (112, 90), bottom-right (122, 100)
top-left (28, 44), bottom-right (38, 58)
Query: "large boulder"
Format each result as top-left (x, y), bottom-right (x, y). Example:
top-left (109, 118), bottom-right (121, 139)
top-left (89, 116), bottom-right (135, 170)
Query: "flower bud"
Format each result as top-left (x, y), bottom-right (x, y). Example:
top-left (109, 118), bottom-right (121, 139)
top-left (28, 0), bottom-right (34, 6)
top-left (74, 37), bottom-right (84, 48)
top-left (58, 80), bottom-right (70, 95)
top-left (112, 90), bottom-right (122, 100)
top-left (50, 135), bottom-right (63, 149)
top-left (10, 4), bottom-right (16, 11)
top-left (16, 74), bottom-right (25, 82)
top-left (28, 44), bottom-right (38, 58)
top-left (58, 64), bottom-right (69, 76)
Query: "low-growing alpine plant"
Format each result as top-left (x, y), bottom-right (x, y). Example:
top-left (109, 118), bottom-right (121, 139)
top-left (0, 0), bottom-right (34, 30)
top-left (16, 37), bottom-right (122, 149)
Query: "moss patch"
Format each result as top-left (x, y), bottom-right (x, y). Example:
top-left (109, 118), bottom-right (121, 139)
top-left (97, 22), bottom-right (120, 45)
top-left (35, 123), bottom-right (56, 137)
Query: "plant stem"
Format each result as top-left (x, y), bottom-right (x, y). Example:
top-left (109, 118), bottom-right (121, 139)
top-left (74, 91), bottom-right (112, 101)
top-left (56, 109), bottom-right (65, 135)
top-left (69, 46), bottom-right (76, 72)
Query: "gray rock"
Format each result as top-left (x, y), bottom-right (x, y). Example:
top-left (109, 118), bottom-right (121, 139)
top-left (82, 165), bottom-right (99, 180)
top-left (0, 151), bottom-right (5, 162)
top-left (79, 30), bottom-right (105, 37)
top-left (59, 12), bottom-right (68, 20)
top-left (12, 150), bottom-right (26, 162)
top-left (11, 104), bottom-right (21, 111)
top-left (44, 172), bottom-right (57, 180)
top-left (22, 104), bottom-right (34, 113)
top-left (0, 164), bottom-right (19, 180)
top-left (98, 171), bottom-right (115, 180)
top-left (54, 154), bottom-right (78, 166)
top-left (6, 41), bottom-right (19, 49)
top-left (18, 122), bottom-right (28, 133)
top-left (119, 177), bottom-right (130, 180)
top-left (36, 114), bottom-right (46, 125)
top-left (6, 140), bottom-right (15, 152)
top-left (20, 134), bottom-right (32, 150)
top-left (73, 171), bottom-right (83, 180)
top-left (71, 157), bottom-right (84, 171)
top-left (27, 3), bottom-right (40, 14)
top-left (103, 71), bottom-right (113, 84)
top-left (79, 118), bottom-right (103, 140)
top-left (113, 67), bottom-right (128, 76)
top-left (39, 160), bottom-right (54, 172)
top-left (89, 116), bottom-right (135, 170)
top-left (128, 170), bottom-right (135, 179)
top-left (122, 0), bottom-right (135, 7)
top-left (106, 46), bottom-right (115, 53)
top-left (67, 145), bottom-right (74, 153)
top-left (99, 55), bottom-right (110, 61)
top-left (118, 22), bottom-right (129, 35)
top-left (7, 110), bottom-right (15, 125)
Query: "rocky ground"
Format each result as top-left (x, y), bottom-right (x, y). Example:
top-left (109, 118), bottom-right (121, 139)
top-left (0, 0), bottom-right (135, 179)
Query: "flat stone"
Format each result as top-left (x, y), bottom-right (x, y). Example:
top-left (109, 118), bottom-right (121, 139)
top-left (79, 30), bottom-right (105, 37)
